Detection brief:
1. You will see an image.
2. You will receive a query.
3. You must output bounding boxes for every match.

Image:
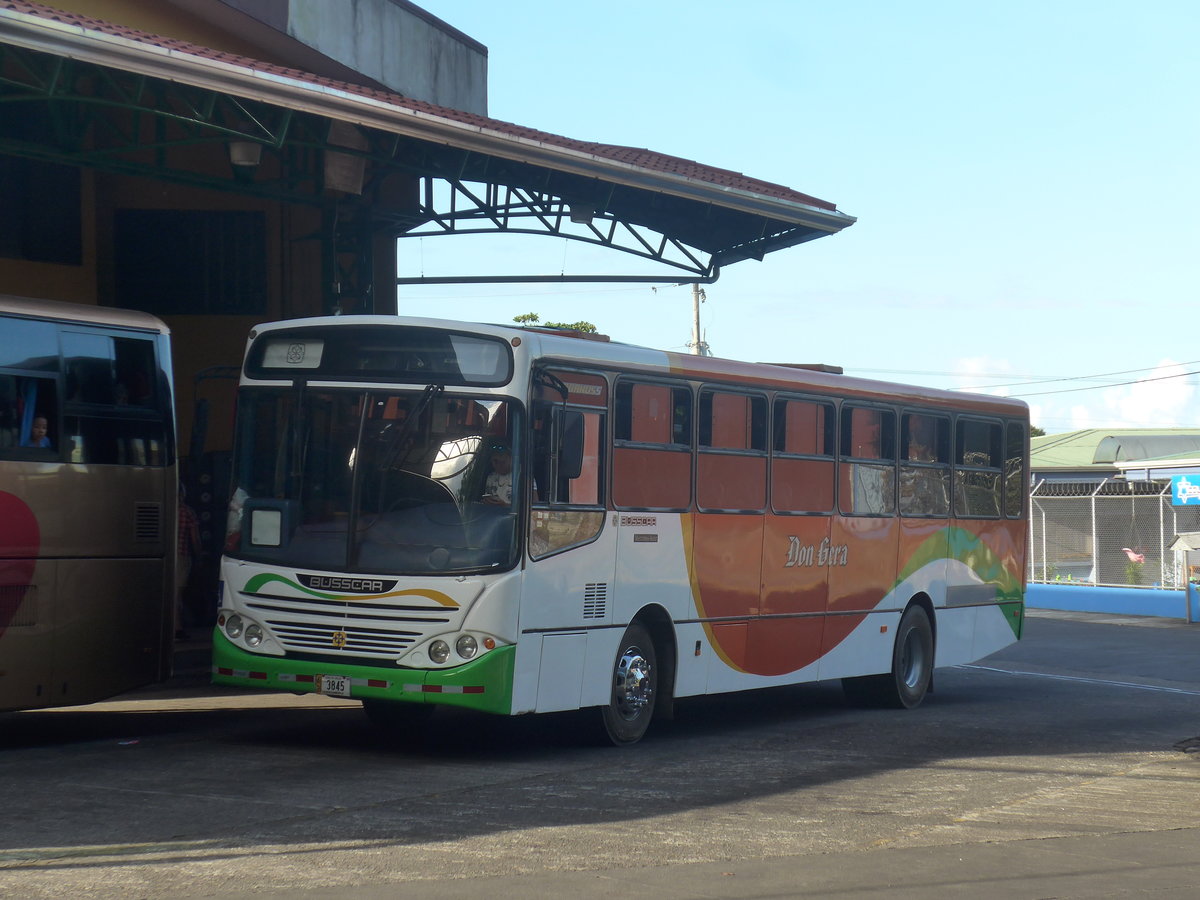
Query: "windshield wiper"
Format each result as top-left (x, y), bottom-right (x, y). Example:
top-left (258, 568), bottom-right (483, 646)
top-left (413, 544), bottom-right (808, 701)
top-left (381, 382), bottom-right (443, 472)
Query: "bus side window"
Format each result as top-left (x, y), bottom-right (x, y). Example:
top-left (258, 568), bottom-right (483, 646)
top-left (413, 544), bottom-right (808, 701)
top-left (612, 380), bottom-right (692, 510)
top-left (771, 397), bottom-right (835, 514)
top-left (899, 412), bottom-right (951, 517)
top-left (0, 375), bottom-right (18, 450)
top-left (839, 406), bottom-right (896, 516)
top-left (954, 418), bottom-right (1003, 518)
top-left (0, 374), bottom-right (59, 457)
top-left (61, 331), bottom-right (167, 466)
top-left (529, 407), bottom-right (605, 559)
top-left (562, 409), bottom-right (603, 505)
top-left (697, 389), bottom-right (767, 512)
top-left (1004, 421), bottom-right (1027, 518)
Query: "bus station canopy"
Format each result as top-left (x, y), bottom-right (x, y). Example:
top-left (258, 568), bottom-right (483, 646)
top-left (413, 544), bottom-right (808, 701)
top-left (0, 0), bottom-right (855, 282)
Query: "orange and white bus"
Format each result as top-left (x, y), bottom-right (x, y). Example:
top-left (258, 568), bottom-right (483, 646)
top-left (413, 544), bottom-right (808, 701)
top-left (0, 295), bottom-right (177, 712)
top-left (214, 315), bottom-right (1027, 743)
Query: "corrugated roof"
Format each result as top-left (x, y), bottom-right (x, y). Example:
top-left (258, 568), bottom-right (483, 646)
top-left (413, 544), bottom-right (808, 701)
top-left (0, 0), bottom-right (841, 213)
top-left (1032, 428), bottom-right (1200, 472)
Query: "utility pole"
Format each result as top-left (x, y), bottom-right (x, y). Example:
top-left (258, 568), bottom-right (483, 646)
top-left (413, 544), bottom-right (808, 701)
top-left (688, 282), bottom-right (711, 356)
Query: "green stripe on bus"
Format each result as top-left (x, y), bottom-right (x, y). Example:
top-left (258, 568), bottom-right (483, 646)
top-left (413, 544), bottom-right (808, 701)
top-left (211, 631), bottom-right (515, 715)
top-left (895, 526), bottom-right (1025, 638)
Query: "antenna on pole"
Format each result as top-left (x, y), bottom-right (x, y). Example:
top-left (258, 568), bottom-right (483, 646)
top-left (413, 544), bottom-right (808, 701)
top-left (687, 282), bottom-right (711, 356)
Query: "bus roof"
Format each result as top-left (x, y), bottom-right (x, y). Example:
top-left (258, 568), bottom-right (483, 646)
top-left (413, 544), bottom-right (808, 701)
top-left (0, 294), bottom-right (170, 335)
top-left (247, 314), bottom-right (1028, 419)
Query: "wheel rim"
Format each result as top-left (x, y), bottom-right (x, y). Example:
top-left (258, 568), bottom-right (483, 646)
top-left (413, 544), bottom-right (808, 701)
top-left (899, 627), bottom-right (928, 690)
top-left (613, 644), bottom-right (653, 721)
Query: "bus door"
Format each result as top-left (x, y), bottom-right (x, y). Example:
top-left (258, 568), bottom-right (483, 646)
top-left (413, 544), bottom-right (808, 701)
top-left (523, 372), bottom-right (612, 713)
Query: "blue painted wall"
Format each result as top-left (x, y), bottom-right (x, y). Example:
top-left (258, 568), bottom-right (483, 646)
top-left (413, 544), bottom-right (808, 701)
top-left (1026, 583), bottom-right (1199, 620)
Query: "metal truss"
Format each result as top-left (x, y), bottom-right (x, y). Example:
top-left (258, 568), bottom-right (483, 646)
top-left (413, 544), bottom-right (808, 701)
top-left (395, 177), bottom-right (718, 283)
top-left (0, 41), bottom-right (816, 285)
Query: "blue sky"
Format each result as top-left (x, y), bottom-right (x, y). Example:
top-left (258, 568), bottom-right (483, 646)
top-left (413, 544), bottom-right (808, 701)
top-left (408, 1), bottom-right (1198, 434)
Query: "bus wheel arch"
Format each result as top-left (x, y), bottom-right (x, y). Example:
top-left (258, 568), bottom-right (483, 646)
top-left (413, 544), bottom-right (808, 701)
top-left (842, 598), bottom-right (935, 709)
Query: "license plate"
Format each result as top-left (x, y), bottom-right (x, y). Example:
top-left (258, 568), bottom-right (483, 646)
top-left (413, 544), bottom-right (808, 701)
top-left (314, 674), bottom-right (351, 697)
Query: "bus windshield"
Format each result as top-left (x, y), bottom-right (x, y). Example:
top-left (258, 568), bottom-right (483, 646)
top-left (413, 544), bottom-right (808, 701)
top-left (227, 388), bottom-right (520, 575)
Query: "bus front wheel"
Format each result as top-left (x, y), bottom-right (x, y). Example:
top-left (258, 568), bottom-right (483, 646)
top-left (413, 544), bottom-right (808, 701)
top-left (842, 604), bottom-right (934, 709)
top-left (600, 622), bottom-right (658, 745)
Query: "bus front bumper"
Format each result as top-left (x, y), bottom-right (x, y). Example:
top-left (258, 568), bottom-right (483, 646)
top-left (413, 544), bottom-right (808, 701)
top-left (211, 630), bottom-right (515, 715)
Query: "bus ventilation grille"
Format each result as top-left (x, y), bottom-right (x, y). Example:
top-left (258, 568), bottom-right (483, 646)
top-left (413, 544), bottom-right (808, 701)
top-left (583, 583), bottom-right (608, 620)
top-left (0, 584), bottom-right (37, 627)
top-left (134, 502), bottom-right (162, 542)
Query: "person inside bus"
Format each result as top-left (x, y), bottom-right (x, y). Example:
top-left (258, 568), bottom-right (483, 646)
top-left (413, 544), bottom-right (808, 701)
top-left (481, 441), bottom-right (513, 505)
top-left (906, 417), bottom-right (935, 462)
top-left (22, 415), bottom-right (51, 449)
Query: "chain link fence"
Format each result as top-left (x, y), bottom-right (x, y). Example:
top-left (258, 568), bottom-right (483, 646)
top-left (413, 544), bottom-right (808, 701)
top-left (1029, 478), bottom-right (1200, 588)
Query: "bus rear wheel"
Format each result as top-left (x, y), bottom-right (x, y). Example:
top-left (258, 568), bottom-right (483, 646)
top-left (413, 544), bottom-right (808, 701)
top-left (842, 604), bottom-right (934, 709)
top-left (600, 622), bottom-right (658, 746)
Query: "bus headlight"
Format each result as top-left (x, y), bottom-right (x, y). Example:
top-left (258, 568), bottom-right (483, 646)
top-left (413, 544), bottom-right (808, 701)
top-left (429, 640), bottom-right (450, 664)
top-left (225, 614), bottom-right (244, 639)
top-left (245, 624), bottom-right (263, 647)
top-left (456, 634), bottom-right (478, 659)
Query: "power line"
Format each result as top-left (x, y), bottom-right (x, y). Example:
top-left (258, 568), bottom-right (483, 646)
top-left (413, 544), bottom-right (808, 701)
top-left (850, 360), bottom-right (1200, 391)
top-left (1013, 367), bottom-right (1200, 398)
top-left (960, 359), bottom-right (1200, 392)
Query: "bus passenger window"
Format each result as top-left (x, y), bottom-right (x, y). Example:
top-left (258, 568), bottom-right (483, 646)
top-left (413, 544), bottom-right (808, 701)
top-left (0, 318), bottom-right (57, 371)
top-left (114, 338), bottom-right (157, 406)
top-left (839, 406), bottom-right (896, 516)
top-left (613, 380), bottom-right (692, 510)
top-left (771, 398), bottom-right (835, 514)
top-left (1004, 421), bottom-right (1027, 518)
top-left (616, 382), bottom-right (691, 446)
top-left (899, 413), bottom-right (950, 517)
top-left (954, 419), bottom-right (1003, 518)
top-left (0, 376), bottom-right (18, 450)
top-left (697, 389), bottom-right (767, 512)
top-left (0, 375), bottom-right (58, 457)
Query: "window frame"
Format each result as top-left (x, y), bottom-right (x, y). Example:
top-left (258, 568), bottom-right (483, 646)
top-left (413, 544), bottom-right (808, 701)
top-left (838, 402), bottom-right (898, 517)
top-left (694, 386), bottom-right (768, 514)
top-left (953, 415), bottom-right (1005, 519)
top-left (1003, 419), bottom-right (1028, 519)
top-left (898, 409), bottom-right (952, 519)
top-left (611, 376), bottom-right (693, 512)
top-left (770, 393), bottom-right (837, 516)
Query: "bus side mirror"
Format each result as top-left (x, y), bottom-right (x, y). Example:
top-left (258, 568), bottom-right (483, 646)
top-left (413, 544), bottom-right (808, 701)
top-left (559, 409), bottom-right (584, 481)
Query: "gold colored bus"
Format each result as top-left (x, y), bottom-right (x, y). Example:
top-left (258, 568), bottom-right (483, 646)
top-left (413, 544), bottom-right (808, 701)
top-left (0, 295), bottom-right (177, 711)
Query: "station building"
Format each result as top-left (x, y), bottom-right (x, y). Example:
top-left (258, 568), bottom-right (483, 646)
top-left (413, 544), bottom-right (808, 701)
top-left (0, 0), bottom-right (855, 571)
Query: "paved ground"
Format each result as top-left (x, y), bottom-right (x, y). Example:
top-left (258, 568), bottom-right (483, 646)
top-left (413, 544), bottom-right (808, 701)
top-left (1, 610), bottom-right (1198, 899)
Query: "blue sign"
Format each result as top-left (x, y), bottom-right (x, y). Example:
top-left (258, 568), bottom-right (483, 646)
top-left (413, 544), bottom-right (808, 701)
top-left (1172, 475), bottom-right (1200, 506)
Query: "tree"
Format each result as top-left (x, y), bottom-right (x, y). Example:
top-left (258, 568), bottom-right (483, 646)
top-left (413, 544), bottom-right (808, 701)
top-left (1030, 425), bottom-right (1046, 437)
top-left (513, 312), bottom-right (597, 334)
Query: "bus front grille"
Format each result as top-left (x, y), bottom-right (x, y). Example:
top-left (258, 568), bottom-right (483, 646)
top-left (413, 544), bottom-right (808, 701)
top-left (263, 619), bottom-right (421, 658)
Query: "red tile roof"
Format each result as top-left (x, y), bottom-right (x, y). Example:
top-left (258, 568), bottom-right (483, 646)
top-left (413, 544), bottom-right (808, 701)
top-left (1, 0), bottom-right (839, 212)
